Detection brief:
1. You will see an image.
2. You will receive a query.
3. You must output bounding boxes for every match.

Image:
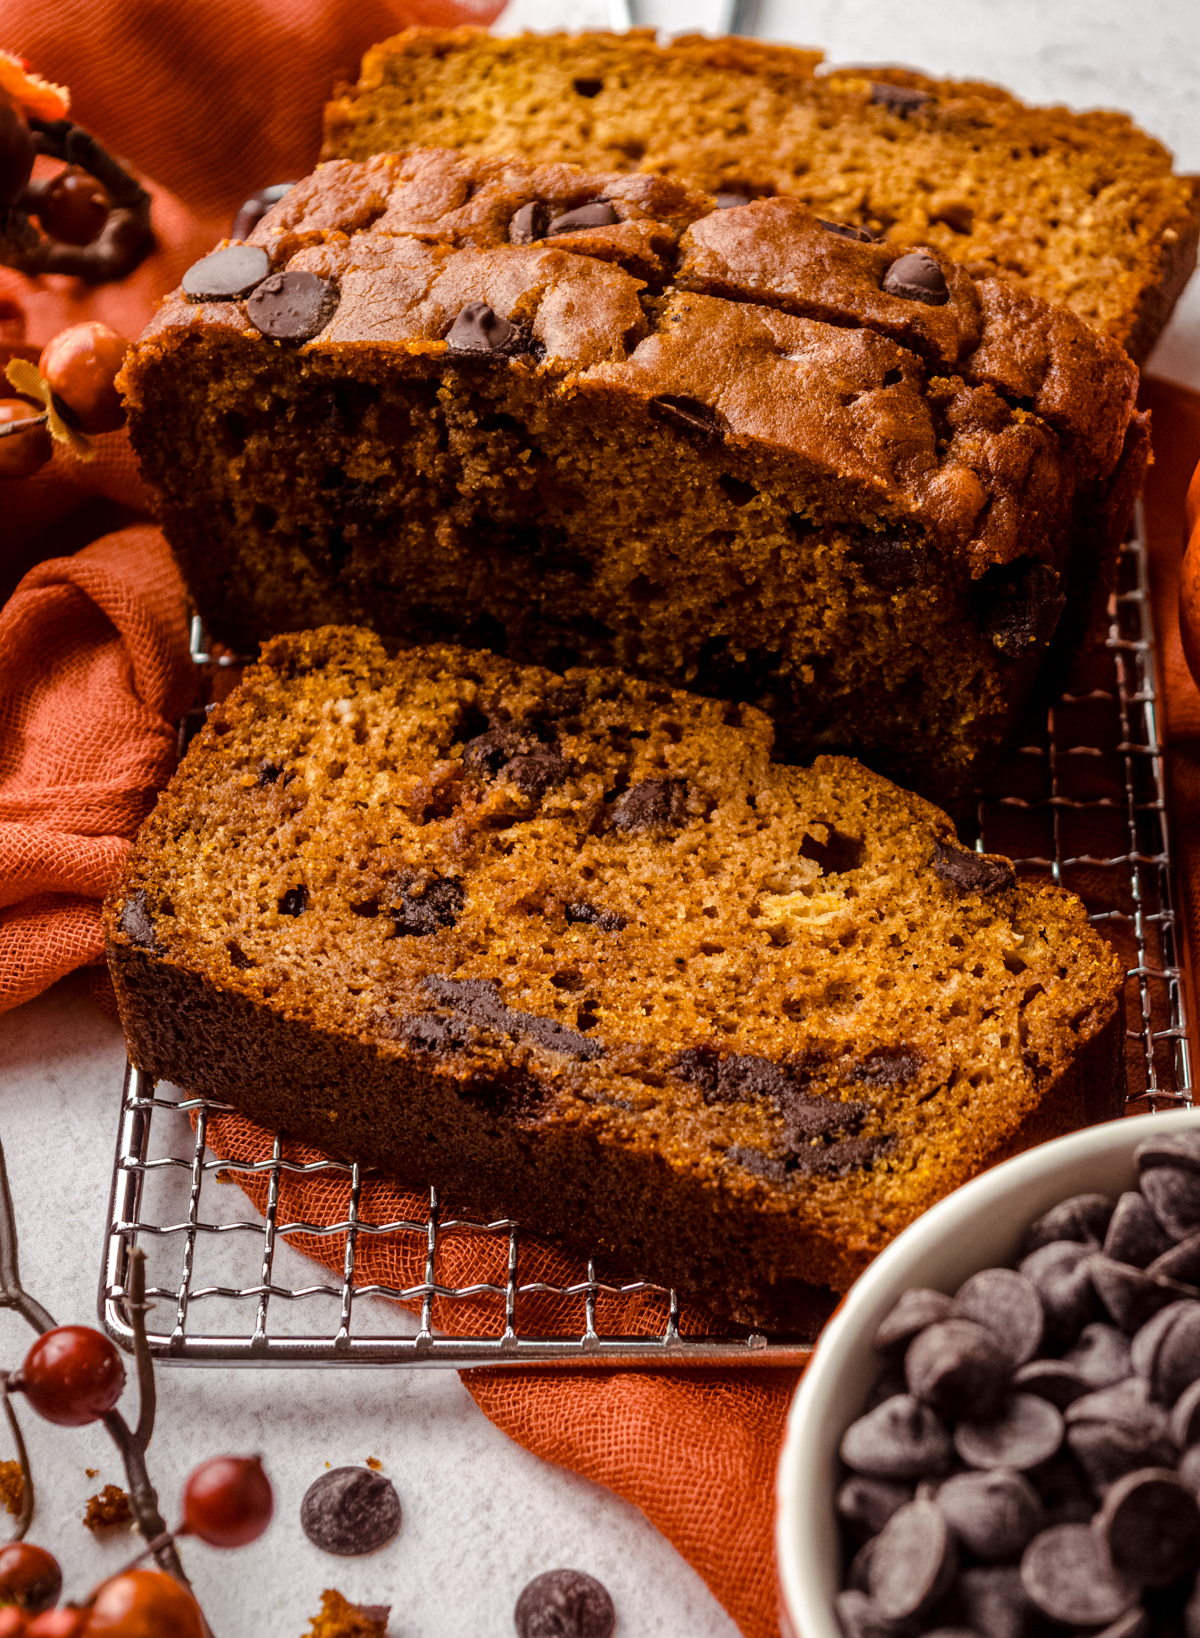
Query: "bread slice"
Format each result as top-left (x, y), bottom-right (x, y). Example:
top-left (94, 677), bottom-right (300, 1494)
top-left (322, 28), bottom-right (1200, 363)
top-left (104, 629), bottom-right (1125, 1331)
top-left (120, 148), bottom-right (1148, 805)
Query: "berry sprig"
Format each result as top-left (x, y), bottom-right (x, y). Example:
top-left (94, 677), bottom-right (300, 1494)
top-left (0, 323), bottom-right (130, 478)
top-left (0, 1137), bottom-right (273, 1634)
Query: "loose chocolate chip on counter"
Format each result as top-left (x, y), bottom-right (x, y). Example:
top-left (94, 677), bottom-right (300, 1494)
top-left (1098, 1466), bottom-right (1200, 1588)
top-left (955, 1268), bottom-right (1044, 1365)
top-left (445, 301), bottom-right (525, 357)
top-left (230, 182), bottom-right (295, 240)
top-left (648, 394), bottom-right (726, 443)
top-left (565, 902), bottom-right (628, 932)
top-left (1171, 1375), bottom-right (1200, 1447)
top-left (882, 250), bottom-right (949, 306)
top-left (841, 1395), bottom-right (955, 1481)
top-left (818, 218), bottom-right (876, 242)
top-left (1019, 1522), bottom-right (1138, 1626)
top-left (1131, 1298), bottom-right (1200, 1404)
top-left (1104, 1191), bottom-right (1176, 1268)
top-left (1062, 1323), bottom-right (1133, 1390)
top-left (610, 778), bottom-right (689, 833)
top-left (874, 1288), bottom-right (956, 1353)
top-left (836, 1476), bottom-right (915, 1542)
top-left (954, 1394), bottom-right (1065, 1471)
top-left (870, 83), bottom-right (933, 114)
top-left (182, 242), bottom-right (271, 302)
top-left (278, 885), bottom-right (308, 917)
top-left (1065, 1378), bottom-right (1176, 1490)
top-left (1089, 1256), bottom-right (1191, 1333)
top-left (1013, 1359), bottom-right (1090, 1409)
top-left (392, 874), bottom-right (464, 937)
top-left (547, 200), bottom-right (620, 235)
top-left (715, 191), bottom-right (753, 209)
top-left (1140, 1166), bottom-right (1200, 1243)
top-left (118, 891), bottom-right (158, 949)
top-left (513, 1569), bottom-right (615, 1638)
top-left (510, 200), bottom-right (551, 244)
top-left (1024, 1194), bottom-right (1115, 1255)
top-left (300, 1467), bottom-right (402, 1556)
top-left (934, 1469), bottom-right (1046, 1561)
top-left (867, 1500), bottom-right (958, 1621)
top-left (1018, 1240), bottom-right (1102, 1349)
top-left (931, 841), bottom-right (1015, 897)
top-left (905, 1319), bottom-right (1011, 1421)
top-left (1149, 1230), bottom-right (1200, 1288)
top-left (247, 269), bottom-right (339, 341)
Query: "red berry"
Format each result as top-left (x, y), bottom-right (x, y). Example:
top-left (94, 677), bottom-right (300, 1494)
top-left (0, 1607), bottom-right (28, 1636)
top-left (13, 1326), bottom-right (125, 1426)
top-left (34, 167), bottom-right (110, 247)
top-left (0, 400), bottom-right (51, 480)
top-left (0, 1543), bottom-right (62, 1613)
top-left (24, 1613), bottom-right (83, 1638)
top-left (37, 324), bottom-right (129, 435)
top-left (84, 1570), bottom-right (204, 1638)
top-left (0, 98), bottom-right (34, 210)
top-left (180, 1454), bottom-right (273, 1547)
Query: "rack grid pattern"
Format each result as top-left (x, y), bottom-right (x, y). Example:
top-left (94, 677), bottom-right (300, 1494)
top-left (99, 515), bottom-right (1192, 1368)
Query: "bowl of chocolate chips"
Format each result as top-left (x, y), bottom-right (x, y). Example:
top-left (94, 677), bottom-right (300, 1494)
top-left (776, 1111), bottom-right (1200, 1638)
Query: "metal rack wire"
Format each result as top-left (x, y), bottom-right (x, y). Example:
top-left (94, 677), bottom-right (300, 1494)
top-left (98, 511), bottom-right (1192, 1368)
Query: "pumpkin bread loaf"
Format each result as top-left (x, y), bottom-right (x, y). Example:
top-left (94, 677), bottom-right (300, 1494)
top-left (322, 28), bottom-right (1200, 363)
top-left (121, 147), bottom-right (1148, 803)
top-left (104, 629), bottom-right (1125, 1332)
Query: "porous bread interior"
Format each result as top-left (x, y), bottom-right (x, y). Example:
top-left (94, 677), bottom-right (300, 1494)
top-left (119, 628), bottom-right (1123, 1242)
top-left (128, 337), bottom-right (1016, 798)
top-left (322, 29), bottom-right (1200, 355)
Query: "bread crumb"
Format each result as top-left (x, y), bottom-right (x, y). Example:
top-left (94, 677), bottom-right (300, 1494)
top-left (303, 1590), bottom-right (389, 1636)
top-left (0, 1460), bottom-right (23, 1517)
top-left (85, 1468), bottom-right (99, 1479)
top-left (83, 1484), bottom-right (133, 1531)
top-left (365, 1456), bottom-right (382, 1471)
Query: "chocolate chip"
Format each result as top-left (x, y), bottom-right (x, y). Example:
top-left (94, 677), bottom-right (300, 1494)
top-left (934, 1469), bottom-right (1045, 1561)
top-left (954, 1566), bottom-right (1038, 1638)
top-left (1065, 1378), bottom-right (1176, 1489)
top-left (230, 182), bottom-right (295, 241)
top-left (510, 200), bottom-right (551, 244)
top-left (836, 1476), bottom-right (914, 1542)
top-left (1131, 1298), bottom-right (1200, 1404)
top-left (715, 191), bottom-right (753, 209)
top-left (1136, 1129), bottom-right (1200, 1174)
top-left (955, 1268), bottom-right (1043, 1366)
top-left (868, 1500), bottom-right (957, 1620)
top-left (1096, 1612), bottom-right (1150, 1638)
top-left (247, 269), bottom-right (338, 341)
top-left (1019, 1241), bottom-right (1102, 1350)
top-left (546, 200), bottom-right (619, 234)
top-left (818, 218), bottom-right (876, 242)
top-left (870, 83), bottom-right (933, 114)
top-left (874, 1289), bottom-right (957, 1353)
top-left (256, 761), bottom-right (282, 787)
top-left (444, 301), bottom-right (525, 357)
top-left (1098, 1467), bottom-right (1200, 1588)
top-left (1062, 1323), bottom-right (1132, 1389)
top-left (647, 395), bottom-right (726, 443)
top-left (1019, 1523), bottom-right (1138, 1625)
top-left (300, 1467), bottom-right (401, 1556)
top-left (956, 1396), bottom-right (1065, 1472)
top-left (850, 534), bottom-right (915, 590)
top-left (392, 874), bottom-right (463, 937)
top-left (832, 1589), bottom-right (901, 1638)
top-left (840, 1395), bottom-right (955, 1480)
top-left (882, 250), bottom-right (949, 306)
top-left (1089, 1256), bottom-right (1193, 1333)
top-left (564, 902), bottom-right (627, 932)
top-left (1183, 1442), bottom-right (1200, 1492)
top-left (1013, 1359), bottom-right (1090, 1409)
top-left (1024, 1194), bottom-right (1115, 1256)
top-left (423, 975), bottom-right (603, 1062)
top-left (906, 1319), bottom-right (1011, 1421)
top-left (513, 1569), bottom-right (614, 1638)
top-left (461, 723), bottom-right (530, 775)
top-left (1027, 1452), bottom-right (1097, 1526)
top-left (1149, 1230), bottom-right (1200, 1289)
top-left (278, 885), bottom-right (307, 917)
top-left (1104, 1191), bottom-right (1175, 1268)
top-left (610, 778), bottom-right (688, 833)
top-left (182, 242), bottom-right (271, 302)
top-left (853, 1051), bottom-right (921, 1088)
top-left (931, 840), bottom-right (1015, 896)
top-left (1172, 1375), bottom-right (1200, 1447)
top-left (1140, 1166), bottom-right (1200, 1243)
top-left (846, 1535), bottom-right (877, 1593)
top-left (977, 559), bottom-right (1067, 657)
top-left (118, 891), bottom-right (158, 949)
top-left (503, 745), bottom-right (571, 797)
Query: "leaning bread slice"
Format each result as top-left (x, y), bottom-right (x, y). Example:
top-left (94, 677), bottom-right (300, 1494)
top-left (104, 629), bottom-right (1125, 1331)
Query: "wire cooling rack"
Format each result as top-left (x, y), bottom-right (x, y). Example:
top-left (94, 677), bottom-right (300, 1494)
top-left (98, 509), bottom-right (1193, 1368)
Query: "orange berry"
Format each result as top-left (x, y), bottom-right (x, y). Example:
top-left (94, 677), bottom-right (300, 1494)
top-left (0, 399), bottom-right (51, 479)
top-left (0, 1542), bottom-right (61, 1613)
top-left (37, 323), bottom-right (129, 435)
top-left (35, 167), bottom-right (110, 247)
top-left (85, 1570), bottom-right (205, 1638)
top-left (24, 1613), bottom-right (84, 1638)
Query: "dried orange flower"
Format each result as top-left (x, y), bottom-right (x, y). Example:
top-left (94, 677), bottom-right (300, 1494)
top-left (0, 50), bottom-right (70, 119)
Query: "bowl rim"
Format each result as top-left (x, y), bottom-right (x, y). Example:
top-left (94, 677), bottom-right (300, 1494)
top-left (774, 1108), bottom-right (1200, 1638)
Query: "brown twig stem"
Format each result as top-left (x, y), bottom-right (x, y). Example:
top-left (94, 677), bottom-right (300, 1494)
top-left (0, 412), bottom-right (48, 439)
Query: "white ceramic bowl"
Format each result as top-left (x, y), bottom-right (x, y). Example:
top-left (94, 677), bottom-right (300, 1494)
top-left (775, 1108), bottom-right (1200, 1638)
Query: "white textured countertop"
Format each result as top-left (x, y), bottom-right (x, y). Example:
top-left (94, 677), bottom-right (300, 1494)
top-left (3, 3), bottom-right (1200, 1633)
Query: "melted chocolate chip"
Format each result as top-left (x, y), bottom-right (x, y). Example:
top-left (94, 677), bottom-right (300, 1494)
top-left (278, 885), bottom-right (308, 917)
top-left (227, 941), bottom-right (255, 971)
top-left (246, 270), bottom-right (339, 340)
top-left (514, 1569), bottom-right (615, 1638)
top-left (461, 723), bottom-right (530, 776)
top-left (230, 182), bottom-right (295, 241)
top-left (851, 533), bottom-right (915, 590)
top-left (547, 200), bottom-right (619, 234)
top-left (818, 218), bottom-right (876, 242)
top-left (565, 902), bottom-right (628, 932)
top-left (882, 251), bottom-right (950, 306)
top-left (445, 301), bottom-right (526, 357)
top-left (423, 975), bottom-right (603, 1061)
top-left (510, 200), bottom-right (551, 244)
top-left (504, 745), bottom-right (571, 797)
top-left (931, 841), bottom-right (1016, 896)
top-left (300, 1467), bottom-right (401, 1557)
top-left (976, 559), bottom-right (1067, 656)
top-left (392, 874), bottom-right (464, 937)
top-left (610, 778), bottom-right (688, 833)
top-left (854, 1050), bottom-right (920, 1088)
top-left (572, 78), bottom-right (603, 98)
top-left (182, 243), bottom-right (271, 302)
top-left (118, 891), bottom-right (158, 949)
top-left (715, 191), bottom-right (754, 209)
top-left (256, 761), bottom-right (282, 786)
top-left (792, 1134), bottom-right (895, 1175)
top-left (870, 83), bottom-right (933, 114)
top-left (648, 394), bottom-right (726, 443)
